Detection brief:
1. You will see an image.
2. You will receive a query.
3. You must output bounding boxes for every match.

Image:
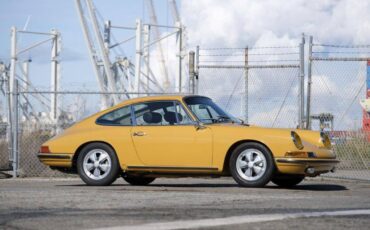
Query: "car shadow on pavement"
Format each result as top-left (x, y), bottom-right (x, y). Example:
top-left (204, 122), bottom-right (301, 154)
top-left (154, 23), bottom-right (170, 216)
top-left (265, 184), bottom-right (348, 191)
top-left (56, 183), bottom-right (347, 191)
top-left (148, 183), bottom-right (238, 188)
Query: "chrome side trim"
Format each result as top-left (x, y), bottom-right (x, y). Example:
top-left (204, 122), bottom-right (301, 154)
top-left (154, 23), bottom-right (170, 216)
top-left (127, 166), bottom-right (218, 171)
top-left (276, 158), bottom-right (340, 164)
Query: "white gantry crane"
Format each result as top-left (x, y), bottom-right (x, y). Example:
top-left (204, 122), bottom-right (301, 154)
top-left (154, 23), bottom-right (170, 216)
top-left (75, 0), bottom-right (120, 108)
top-left (75, 0), bottom-right (186, 104)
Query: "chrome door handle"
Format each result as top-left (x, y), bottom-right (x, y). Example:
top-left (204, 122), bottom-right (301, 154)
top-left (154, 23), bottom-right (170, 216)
top-left (133, 131), bottom-right (146, 136)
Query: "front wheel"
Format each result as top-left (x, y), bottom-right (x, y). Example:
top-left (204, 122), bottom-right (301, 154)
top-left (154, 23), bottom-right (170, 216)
top-left (271, 175), bottom-right (305, 187)
top-left (77, 143), bottom-right (120, 186)
top-left (229, 143), bottom-right (274, 187)
top-left (123, 175), bottom-right (156, 186)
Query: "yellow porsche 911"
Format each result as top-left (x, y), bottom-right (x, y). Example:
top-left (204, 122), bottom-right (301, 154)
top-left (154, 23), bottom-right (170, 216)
top-left (38, 95), bottom-right (338, 187)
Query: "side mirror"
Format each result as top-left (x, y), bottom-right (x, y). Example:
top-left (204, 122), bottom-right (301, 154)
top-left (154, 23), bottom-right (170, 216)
top-left (237, 118), bottom-right (248, 125)
top-left (194, 121), bottom-right (206, 130)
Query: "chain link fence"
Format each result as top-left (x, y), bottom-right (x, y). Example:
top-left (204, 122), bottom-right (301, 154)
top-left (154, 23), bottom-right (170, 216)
top-left (309, 42), bottom-right (370, 181)
top-left (0, 123), bottom-right (10, 171)
top-left (197, 41), bottom-right (370, 181)
top-left (197, 46), bottom-right (302, 128)
top-left (9, 90), bottom-right (184, 177)
top-left (1, 39), bottom-right (370, 181)
top-left (14, 91), bottom-right (126, 177)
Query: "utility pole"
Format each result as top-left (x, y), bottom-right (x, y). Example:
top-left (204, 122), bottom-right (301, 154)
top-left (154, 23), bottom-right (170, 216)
top-left (104, 20), bottom-right (111, 50)
top-left (188, 51), bottom-right (195, 94)
top-left (9, 27), bottom-right (17, 118)
top-left (244, 47), bottom-right (249, 123)
top-left (9, 26), bottom-right (17, 176)
top-left (50, 29), bottom-right (61, 121)
top-left (195, 45), bottom-right (199, 94)
top-left (176, 22), bottom-right (183, 93)
top-left (21, 59), bottom-right (30, 114)
top-left (134, 19), bottom-right (142, 94)
top-left (306, 36), bottom-right (313, 129)
top-left (13, 80), bottom-right (19, 178)
top-left (299, 34), bottom-right (305, 128)
top-left (143, 24), bottom-right (150, 94)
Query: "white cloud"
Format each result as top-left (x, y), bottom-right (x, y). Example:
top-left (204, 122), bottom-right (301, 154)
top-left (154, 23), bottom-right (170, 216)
top-left (176, 0), bottom-right (370, 129)
top-left (182, 0), bottom-right (370, 47)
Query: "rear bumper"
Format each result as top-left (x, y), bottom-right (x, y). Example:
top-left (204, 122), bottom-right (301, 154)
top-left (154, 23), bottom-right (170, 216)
top-left (275, 158), bottom-right (339, 176)
top-left (37, 153), bottom-right (73, 167)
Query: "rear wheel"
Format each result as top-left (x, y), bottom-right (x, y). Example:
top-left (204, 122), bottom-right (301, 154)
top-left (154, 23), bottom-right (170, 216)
top-left (77, 143), bottom-right (120, 186)
top-left (229, 143), bottom-right (274, 187)
top-left (123, 175), bottom-right (156, 186)
top-left (271, 175), bottom-right (305, 187)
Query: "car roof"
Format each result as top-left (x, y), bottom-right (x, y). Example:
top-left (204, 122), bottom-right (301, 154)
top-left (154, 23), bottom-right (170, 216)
top-left (79, 95), bottom-right (211, 124)
top-left (115, 94), bottom-right (209, 107)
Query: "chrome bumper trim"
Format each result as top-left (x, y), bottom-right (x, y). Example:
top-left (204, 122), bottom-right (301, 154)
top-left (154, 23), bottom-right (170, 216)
top-left (37, 154), bottom-right (71, 160)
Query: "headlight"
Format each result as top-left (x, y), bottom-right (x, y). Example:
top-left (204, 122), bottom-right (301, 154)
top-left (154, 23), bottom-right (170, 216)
top-left (291, 131), bottom-right (304, 150)
top-left (320, 132), bottom-right (332, 148)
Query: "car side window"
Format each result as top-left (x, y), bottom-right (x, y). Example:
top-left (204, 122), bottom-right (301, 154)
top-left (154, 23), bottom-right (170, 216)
top-left (133, 101), bottom-right (193, 126)
top-left (174, 103), bottom-right (194, 125)
top-left (96, 106), bottom-right (132, 126)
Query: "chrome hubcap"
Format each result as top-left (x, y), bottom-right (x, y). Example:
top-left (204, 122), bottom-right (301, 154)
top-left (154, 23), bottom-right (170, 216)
top-left (83, 149), bottom-right (112, 180)
top-left (236, 149), bottom-right (267, 181)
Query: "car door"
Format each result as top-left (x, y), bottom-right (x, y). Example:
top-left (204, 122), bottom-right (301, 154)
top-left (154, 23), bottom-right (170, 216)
top-left (130, 100), bottom-right (213, 167)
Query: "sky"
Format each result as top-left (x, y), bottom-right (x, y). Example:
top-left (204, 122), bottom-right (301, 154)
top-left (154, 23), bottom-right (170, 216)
top-left (1, 0), bottom-right (370, 129)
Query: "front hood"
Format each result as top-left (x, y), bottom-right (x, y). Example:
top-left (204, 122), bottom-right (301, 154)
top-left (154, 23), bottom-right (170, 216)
top-left (209, 123), bottom-right (332, 152)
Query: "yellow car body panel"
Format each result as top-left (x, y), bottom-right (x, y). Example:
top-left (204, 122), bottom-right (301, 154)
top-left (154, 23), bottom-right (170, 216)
top-left (38, 95), bottom-right (338, 177)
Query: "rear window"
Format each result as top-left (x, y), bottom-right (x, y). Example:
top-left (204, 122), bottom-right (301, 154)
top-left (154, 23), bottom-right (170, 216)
top-left (96, 106), bottom-right (132, 126)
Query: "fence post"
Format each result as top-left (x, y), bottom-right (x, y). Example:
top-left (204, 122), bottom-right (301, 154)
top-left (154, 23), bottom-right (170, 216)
top-left (50, 29), bottom-right (61, 123)
top-left (6, 70), bottom-right (13, 172)
top-left (195, 45), bottom-right (200, 94)
top-left (244, 47), bottom-right (249, 123)
top-left (134, 19), bottom-right (142, 95)
top-left (177, 22), bottom-right (183, 93)
top-left (12, 80), bottom-right (19, 178)
top-left (306, 36), bottom-right (313, 129)
top-left (299, 34), bottom-right (305, 128)
top-left (8, 26), bottom-right (17, 174)
top-left (189, 51), bottom-right (195, 94)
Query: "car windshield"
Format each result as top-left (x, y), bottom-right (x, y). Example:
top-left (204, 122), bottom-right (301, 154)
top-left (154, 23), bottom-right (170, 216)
top-left (184, 96), bottom-right (243, 124)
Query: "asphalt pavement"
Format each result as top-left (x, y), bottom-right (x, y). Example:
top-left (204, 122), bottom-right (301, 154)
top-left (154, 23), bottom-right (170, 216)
top-left (0, 177), bottom-right (369, 230)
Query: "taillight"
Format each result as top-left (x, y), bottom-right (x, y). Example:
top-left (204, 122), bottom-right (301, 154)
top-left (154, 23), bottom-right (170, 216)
top-left (39, 146), bottom-right (51, 153)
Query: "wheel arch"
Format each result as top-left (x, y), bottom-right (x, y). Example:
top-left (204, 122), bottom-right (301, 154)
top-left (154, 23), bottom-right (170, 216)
top-left (72, 141), bottom-right (119, 170)
top-left (222, 139), bottom-right (275, 174)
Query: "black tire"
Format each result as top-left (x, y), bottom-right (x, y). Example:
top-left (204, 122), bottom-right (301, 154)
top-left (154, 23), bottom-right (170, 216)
top-left (229, 142), bottom-right (274, 187)
top-left (123, 175), bottom-right (156, 186)
top-left (77, 143), bottom-right (120, 186)
top-left (271, 175), bottom-right (305, 187)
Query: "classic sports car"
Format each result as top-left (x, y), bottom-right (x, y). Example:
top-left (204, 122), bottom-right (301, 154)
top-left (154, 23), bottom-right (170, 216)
top-left (38, 95), bottom-right (339, 187)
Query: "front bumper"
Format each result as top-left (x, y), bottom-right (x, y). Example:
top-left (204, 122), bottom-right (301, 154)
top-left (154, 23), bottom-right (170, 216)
top-left (37, 153), bottom-right (73, 167)
top-left (275, 157), bottom-right (339, 176)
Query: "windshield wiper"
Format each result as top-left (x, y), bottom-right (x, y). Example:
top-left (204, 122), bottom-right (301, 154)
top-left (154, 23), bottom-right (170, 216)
top-left (199, 118), bottom-right (218, 124)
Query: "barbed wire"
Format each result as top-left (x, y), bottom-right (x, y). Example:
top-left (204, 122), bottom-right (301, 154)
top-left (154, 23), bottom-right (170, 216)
top-left (313, 51), bottom-right (370, 54)
top-left (199, 59), bottom-right (300, 63)
top-left (199, 45), bottom-right (299, 51)
top-left (313, 44), bottom-right (370, 48)
top-left (200, 52), bottom-right (300, 57)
